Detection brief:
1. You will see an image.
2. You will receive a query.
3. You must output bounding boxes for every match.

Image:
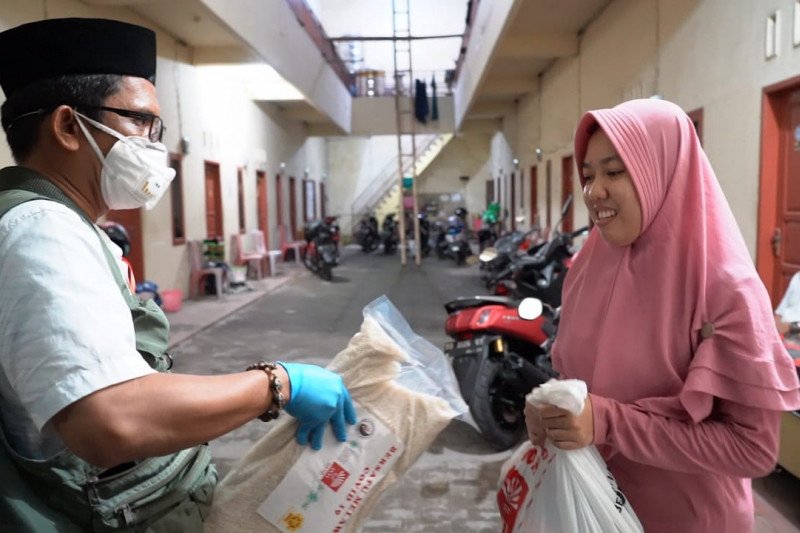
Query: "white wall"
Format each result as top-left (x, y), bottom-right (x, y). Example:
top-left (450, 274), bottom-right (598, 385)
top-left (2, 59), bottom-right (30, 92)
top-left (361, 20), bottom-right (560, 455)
top-left (310, 0), bottom-right (467, 76)
top-left (199, 0), bottom-right (352, 133)
top-left (454, 0), bottom-right (517, 128)
top-left (351, 96), bottom-right (456, 135)
top-left (502, 0), bottom-right (800, 257)
top-left (326, 135), bottom-right (398, 231)
top-left (418, 132), bottom-right (492, 218)
top-left (0, 1), bottom-right (326, 295)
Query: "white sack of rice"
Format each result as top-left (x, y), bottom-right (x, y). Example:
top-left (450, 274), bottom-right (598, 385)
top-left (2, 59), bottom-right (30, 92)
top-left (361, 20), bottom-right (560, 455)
top-left (204, 295), bottom-right (467, 533)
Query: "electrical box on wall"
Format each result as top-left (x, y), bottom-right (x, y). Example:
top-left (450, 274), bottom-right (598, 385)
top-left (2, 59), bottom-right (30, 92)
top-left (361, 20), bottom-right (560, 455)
top-left (766, 10), bottom-right (780, 59)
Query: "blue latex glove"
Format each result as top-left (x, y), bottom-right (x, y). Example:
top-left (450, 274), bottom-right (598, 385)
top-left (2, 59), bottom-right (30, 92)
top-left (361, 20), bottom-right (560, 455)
top-left (280, 362), bottom-right (357, 450)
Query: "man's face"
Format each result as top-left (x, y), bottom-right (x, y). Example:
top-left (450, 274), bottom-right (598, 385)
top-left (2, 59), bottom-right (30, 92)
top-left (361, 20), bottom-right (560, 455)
top-left (93, 76), bottom-right (162, 154)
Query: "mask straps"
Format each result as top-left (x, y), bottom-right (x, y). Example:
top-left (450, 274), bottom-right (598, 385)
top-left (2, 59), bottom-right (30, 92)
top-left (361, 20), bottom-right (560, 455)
top-left (73, 111), bottom-right (109, 165)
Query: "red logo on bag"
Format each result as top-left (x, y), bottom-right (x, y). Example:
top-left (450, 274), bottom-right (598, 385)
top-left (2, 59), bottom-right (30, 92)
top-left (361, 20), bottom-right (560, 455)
top-left (522, 446), bottom-right (538, 465)
top-left (497, 467), bottom-right (529, 533)
top-left (321, 462), bottom-right (350, 492)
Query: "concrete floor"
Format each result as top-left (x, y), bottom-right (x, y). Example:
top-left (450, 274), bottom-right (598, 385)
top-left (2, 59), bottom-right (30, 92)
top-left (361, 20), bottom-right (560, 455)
top-left (169, 246), bottom-right (800, 532)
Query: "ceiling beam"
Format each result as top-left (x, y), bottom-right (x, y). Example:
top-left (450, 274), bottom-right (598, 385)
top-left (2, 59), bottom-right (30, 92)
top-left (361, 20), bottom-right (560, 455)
top-left (481, 76), bottom-right (535, 96)
top-left (496, 31), bottom-right (578, 59)
top-left (307, 123), bottom-right (346, 137)
top-left (458, 117), bottom-right (503, 134)
top-left (193, 45), bottom-right (260, 65)
top-left (280, 104), bottom-right (327, 122)
top-left (468, 101), bottom-right (516, 117)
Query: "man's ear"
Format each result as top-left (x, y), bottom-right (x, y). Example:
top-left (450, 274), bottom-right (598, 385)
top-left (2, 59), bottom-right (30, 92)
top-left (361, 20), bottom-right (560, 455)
top-left (49, 105), bottom-right (83, 153)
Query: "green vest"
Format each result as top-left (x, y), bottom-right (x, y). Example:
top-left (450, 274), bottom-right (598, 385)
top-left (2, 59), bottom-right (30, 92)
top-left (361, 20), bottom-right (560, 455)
top-left (0, 167), bottom-right (217, 531)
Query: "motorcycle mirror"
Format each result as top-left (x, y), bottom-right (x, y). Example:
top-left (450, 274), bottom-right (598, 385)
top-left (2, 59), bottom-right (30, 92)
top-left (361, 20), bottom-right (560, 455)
top-left (518, 298), bottom-right (543, 321)
top-left (560, 194), bottom-right (573, 217)
top-left (479, 247), bottom-right (498, 262)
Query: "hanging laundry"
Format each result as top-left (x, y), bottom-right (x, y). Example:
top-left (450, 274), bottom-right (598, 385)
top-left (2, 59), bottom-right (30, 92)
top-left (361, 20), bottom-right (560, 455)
top-left (414, 78), bottom-right (429, 124)
top-left (430, 76), bottom-right (439, 121)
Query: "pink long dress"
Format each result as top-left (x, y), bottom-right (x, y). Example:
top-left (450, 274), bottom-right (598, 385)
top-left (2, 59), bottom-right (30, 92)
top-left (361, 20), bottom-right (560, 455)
top-left (553, 99), bottom-right (800, 533)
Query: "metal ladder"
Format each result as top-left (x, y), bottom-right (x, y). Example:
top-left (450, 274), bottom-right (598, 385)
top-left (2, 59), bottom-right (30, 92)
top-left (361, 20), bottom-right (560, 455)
top-left (392, 0), bottom-right (421, 266)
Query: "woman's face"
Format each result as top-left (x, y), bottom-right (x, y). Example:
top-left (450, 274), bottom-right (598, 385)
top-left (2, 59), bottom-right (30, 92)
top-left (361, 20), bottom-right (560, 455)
top-left (581, 129), bottom-right (642, 246)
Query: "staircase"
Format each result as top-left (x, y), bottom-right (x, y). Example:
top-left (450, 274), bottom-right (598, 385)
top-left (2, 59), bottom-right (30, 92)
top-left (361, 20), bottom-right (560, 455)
top-left (349, 133), bottom-right (452, 231)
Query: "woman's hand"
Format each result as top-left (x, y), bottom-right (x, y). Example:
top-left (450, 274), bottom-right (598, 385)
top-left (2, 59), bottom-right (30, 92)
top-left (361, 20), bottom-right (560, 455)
top-left (537, 394), bottom-right (595, 450)
top-left (524, 401), bottom-right (546, 446)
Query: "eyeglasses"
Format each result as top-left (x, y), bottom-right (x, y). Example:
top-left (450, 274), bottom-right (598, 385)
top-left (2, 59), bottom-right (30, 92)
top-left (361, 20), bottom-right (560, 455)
top-left (80, 105), bottom-right (165, 143)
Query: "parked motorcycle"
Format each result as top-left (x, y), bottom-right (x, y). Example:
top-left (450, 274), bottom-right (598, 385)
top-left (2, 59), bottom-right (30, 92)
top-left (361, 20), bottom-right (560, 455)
top-left (303, 216), bottom-right (340, 281)
top-left (490, 225), bottom-right (588, 306)
top-left (381, 213), bottom-right (399, 255)
top-left (413, 211), bottom-right (432, 257)
top-left (479, 225), bottom-right (543, 288)
top-left (435, 207), bottom-right (472, 265)
top-left (444, 296), bottom-right (559, 450)
top-left (355, 213), bottom-right (380, 253)
top-left (477, 201), bottom-right (502, 251)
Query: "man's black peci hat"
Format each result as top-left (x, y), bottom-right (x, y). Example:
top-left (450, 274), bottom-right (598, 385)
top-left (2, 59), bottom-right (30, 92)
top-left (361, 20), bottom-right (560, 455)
top-left (0, 18), bottom-right (156, 99)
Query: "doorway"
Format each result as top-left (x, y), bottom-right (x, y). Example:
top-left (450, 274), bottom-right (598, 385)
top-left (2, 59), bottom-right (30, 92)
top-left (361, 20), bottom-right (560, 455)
top-left (204, 161), bottom-right (223, 239)
top-left (758, 77), bottom-right (800, 304)
top-left (105, 208), bottom-right (143, 281)
top-left (561, 155), bottom-right (574, 233)
top-left (289, 176), bottom-right (298, 239)
top-left (530, 165), bottom-right (538, 227)
top-left (545, 160), bottom-right (552, 232)
top-left (510, 171), bottom-right (517, 231)
top-left (276, 174), bottom-right (284, 230)
top-left (237, 167), bottom-right (246, 234)
top-left (256, 170), bottom-right (269, 248)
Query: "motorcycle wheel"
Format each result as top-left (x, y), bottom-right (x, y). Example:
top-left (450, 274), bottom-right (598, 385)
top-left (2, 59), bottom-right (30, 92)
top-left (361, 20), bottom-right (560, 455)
top-left (320, 262), bottom-right (333, 281)
top-left (471, 357), bottom-right (525, 451)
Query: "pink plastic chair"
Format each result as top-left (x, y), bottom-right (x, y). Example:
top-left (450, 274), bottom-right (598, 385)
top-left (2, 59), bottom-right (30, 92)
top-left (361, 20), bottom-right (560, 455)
top-left (188, 240), bottom-right (225, 299)
top-left (232, 231), bottom-right (266, 280)
top-left (278, 224), bottom-right (305, 263)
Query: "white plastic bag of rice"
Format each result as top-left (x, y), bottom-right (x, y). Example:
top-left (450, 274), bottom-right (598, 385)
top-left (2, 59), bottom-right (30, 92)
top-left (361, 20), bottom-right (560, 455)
top-left (204, 295), bottom-right (468, 533)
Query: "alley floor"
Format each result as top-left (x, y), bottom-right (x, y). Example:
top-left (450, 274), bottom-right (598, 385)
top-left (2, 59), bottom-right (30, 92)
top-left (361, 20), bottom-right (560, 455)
top-left (169, 246), bottom-right (800, 532)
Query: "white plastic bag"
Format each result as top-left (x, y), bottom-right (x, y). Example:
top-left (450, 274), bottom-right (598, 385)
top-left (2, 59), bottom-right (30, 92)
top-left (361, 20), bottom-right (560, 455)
top-left (205, 295), bottom-right (467, 533)
top-left (497, 379), bottom-right (643, 533)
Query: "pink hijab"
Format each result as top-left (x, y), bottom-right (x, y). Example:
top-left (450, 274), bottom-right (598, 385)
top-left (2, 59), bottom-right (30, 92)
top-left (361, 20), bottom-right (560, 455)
top-left (553, 99), bottom-right (800, 421)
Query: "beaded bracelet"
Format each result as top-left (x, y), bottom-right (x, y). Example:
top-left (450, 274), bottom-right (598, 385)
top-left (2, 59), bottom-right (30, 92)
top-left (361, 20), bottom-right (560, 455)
top-left (245, 361), bottom-right (286, 421)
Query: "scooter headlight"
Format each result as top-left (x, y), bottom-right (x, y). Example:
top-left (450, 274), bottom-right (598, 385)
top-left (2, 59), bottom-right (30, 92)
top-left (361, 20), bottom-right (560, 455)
top-left (476, 308), bottom-right (492, 325)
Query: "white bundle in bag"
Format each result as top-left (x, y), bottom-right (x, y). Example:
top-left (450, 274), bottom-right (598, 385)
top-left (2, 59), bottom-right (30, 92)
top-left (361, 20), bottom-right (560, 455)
top-left (496, 379), bottom-right (643, 533)
top-left (205, 295), bottom-right (467, 533)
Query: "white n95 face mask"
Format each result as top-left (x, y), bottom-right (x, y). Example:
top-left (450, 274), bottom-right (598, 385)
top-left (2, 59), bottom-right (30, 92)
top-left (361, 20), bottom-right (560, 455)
top-left (75, 111), bottom-right (175, 210)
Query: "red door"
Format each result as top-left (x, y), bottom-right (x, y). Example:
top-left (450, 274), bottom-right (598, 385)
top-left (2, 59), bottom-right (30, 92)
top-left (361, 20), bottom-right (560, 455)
top-left (771, 89), bottom-right (800, 300)
top-left (276, 174), bottom-right (284, 228)
top-left (545, 160), bottom-right (552, 231)
top-left (289, 176), bottom-right (298, 238)
top-left (510, 171), bottom-right (516, 231)
top-left (529, 165), bottom-right (538, 227)
top-left (237, 167), bottom-right (245, 233)
top-left (256, 170), bottom-right (269, 248)
top-left (561, 156), bottom-right (574, 233)
top-left (302, 179), bottom-right (308, 223)
top-left (758, 78), bottom-right (800, 303)
top-left (204, 161), bottom-right (223, 239)
top-left (105, 208), bottom-right (143, 281)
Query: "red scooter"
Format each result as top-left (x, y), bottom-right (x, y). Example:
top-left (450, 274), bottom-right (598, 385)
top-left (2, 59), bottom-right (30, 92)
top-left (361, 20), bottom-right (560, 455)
top-left (444, 296), bottom-right (558, 450)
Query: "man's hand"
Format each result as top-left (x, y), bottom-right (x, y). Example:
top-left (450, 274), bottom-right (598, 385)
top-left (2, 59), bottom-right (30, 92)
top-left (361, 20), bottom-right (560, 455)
top-left (281, 363), bottom-right (357, 450)
top-left (537, 394), bottom-right (595, 450)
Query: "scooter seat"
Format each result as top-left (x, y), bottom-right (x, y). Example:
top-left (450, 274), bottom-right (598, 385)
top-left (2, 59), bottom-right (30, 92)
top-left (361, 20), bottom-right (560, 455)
top-left (444, 295), bottom-right (516, 314)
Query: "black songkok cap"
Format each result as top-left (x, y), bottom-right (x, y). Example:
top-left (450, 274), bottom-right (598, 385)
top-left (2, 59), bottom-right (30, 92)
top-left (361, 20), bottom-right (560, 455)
top-left (0, 18), bottom-right (156, 99)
